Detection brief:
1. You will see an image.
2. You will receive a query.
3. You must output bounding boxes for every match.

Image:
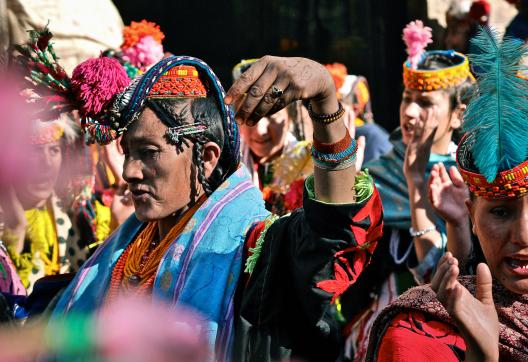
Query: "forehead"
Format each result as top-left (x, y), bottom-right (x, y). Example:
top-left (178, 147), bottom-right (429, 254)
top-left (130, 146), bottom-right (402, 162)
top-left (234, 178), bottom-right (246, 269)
top-left (403, 88), bottom-right (448, 101)
top-left (122, 107), bottom-right (168, 143)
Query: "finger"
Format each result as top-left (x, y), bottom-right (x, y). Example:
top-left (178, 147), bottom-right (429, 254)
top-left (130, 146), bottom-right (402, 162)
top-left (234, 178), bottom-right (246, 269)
top-left (246, 78), bottom-right (290, 124)
top-left (439, 162), bottom-right (450, 184)
top-left (236, 69), bottom-right (278, 123)
top-left (225, 57), bottom-right (269, 104)
top-left (355, 136), bottom-right (366, 173)
top-left (449, 166), bottom-right (465, 188)
top-left (475, 263), bottom-right (494, 305)
top-left (437, 263), bottom-right (459, 304)
top-left (431, 252), bottom-right (453, 292)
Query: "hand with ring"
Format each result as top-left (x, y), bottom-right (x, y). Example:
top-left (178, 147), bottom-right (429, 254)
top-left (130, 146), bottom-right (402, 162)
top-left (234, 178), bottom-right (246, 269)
top-left (224, 56), bottom-right (336, 126)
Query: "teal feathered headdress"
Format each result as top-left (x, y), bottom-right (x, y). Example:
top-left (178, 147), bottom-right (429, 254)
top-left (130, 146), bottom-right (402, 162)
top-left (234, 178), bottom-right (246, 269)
top-left (462, 27), bottom-right (528, 182)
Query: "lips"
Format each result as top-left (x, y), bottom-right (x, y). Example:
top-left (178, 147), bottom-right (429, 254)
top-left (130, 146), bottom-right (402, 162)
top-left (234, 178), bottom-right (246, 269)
top-left (505, 256), bottom-right (528, 275)
top-left (129, 187), bottom-right (153, 202)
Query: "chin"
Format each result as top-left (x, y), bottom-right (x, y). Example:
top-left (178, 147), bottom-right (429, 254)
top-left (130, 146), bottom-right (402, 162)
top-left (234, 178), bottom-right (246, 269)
top-left (133, 205), bottom-right (160, 222)
top-left (500, 278), bottom-right (528, 295)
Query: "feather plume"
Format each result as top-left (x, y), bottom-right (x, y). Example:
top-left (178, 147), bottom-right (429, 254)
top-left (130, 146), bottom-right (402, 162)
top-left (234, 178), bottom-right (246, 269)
top-left (463, 27), bottom-right (528, 181)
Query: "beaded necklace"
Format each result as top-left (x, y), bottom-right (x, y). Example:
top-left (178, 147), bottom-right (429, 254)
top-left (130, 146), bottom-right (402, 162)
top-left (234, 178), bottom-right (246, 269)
top-left (107, 197), bottom-right (205, 302)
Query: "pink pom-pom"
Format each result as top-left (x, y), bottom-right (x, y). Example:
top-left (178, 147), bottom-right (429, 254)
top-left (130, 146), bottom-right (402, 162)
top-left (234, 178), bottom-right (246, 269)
top-left (402, 20), bottom-right (433, 69)
top-left (71, 56), bottom-right (130, 118)
top-left (122, 36), bottom-right (164, 71)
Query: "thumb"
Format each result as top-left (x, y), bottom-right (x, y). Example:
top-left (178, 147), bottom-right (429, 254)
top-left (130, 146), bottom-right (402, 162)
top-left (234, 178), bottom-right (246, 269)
top-left (475, 263), bottom-right (494, 305)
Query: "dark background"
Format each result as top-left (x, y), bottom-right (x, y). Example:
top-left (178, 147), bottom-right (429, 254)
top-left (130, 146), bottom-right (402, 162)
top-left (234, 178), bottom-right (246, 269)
top-left (113, 0), bottom-right (432, 132)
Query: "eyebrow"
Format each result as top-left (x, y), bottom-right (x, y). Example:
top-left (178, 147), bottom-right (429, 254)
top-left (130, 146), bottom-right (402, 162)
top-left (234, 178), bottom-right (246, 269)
top-left (121, 135), bottom-right (161, 148)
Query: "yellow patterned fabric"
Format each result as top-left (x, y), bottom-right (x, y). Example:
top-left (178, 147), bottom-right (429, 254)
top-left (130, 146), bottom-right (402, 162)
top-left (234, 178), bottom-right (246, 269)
top-left (93, 199), bottom-right (112, 247)
top-left (403, 51), bottom-right (473, 91)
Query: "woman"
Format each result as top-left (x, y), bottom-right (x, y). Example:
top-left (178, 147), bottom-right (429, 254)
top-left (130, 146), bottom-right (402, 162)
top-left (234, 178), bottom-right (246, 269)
top-left (339, 20), bottom-right (474, 360)
top-left (367, 28), bottom-right (528, 361)
top-left (0, 113), bottom-right (113, 294)
top-left (17, 29), bottom-right (384, 360)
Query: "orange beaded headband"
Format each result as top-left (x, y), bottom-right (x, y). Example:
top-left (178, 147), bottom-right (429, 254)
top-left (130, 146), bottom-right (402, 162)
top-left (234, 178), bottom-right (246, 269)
top-left (457, 134), bottom-right (528, 199)
top-left (29, 123), bottom-right (64, 145)
top-left (403, 51), bottom-right (473, 91)
top-left (148, 65), bottom-right (207, 99)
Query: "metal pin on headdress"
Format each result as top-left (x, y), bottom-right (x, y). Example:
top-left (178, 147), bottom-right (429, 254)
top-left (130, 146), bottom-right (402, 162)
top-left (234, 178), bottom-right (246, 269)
top-left (165, 123), bottom-right (208, 145)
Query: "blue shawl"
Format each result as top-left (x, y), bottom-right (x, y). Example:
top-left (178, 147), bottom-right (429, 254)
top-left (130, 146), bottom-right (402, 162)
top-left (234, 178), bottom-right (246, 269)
top-left (364, 130), bottom-right (457, 230)
top-left (51, 166), bottom-right (269, 360)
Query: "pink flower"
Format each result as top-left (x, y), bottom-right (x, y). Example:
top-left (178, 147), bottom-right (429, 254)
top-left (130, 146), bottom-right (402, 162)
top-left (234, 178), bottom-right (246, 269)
top-left (122, 35), bottom-right (164, 71)
top-left (402, 20), bottom-right (433, 69)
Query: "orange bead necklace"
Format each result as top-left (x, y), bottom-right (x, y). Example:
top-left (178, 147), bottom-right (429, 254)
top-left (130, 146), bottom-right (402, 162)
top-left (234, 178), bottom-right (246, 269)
top-left (107, 197), bottom-right (205, 303)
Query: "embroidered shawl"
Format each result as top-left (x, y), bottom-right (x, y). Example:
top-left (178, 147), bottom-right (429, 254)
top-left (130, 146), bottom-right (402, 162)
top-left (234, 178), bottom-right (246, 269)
top-left (51, 167), bottom-right (269, 360)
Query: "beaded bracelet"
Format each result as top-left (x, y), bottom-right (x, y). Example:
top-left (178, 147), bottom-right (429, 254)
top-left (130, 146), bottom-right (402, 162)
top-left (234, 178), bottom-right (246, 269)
top-left (409, 225), bottom-right (436, 238)
top-left (305, 101), bottom-right (345, 124)
top-left (311, 130), bottom-right (357, 170)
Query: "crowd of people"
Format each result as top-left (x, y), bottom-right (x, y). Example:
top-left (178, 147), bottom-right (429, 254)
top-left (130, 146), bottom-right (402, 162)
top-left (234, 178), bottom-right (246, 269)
top-left (0, 0), bottom-right (528, 361)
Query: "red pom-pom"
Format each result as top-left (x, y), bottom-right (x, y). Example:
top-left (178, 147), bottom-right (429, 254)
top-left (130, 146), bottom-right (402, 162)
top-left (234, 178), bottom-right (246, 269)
top-left (71, 56), bottom-right (130, 118)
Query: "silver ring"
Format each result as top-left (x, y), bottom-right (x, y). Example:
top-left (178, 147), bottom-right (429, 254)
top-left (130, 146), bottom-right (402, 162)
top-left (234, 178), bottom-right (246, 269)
top-left (271, 86), bottom-right (284, 98)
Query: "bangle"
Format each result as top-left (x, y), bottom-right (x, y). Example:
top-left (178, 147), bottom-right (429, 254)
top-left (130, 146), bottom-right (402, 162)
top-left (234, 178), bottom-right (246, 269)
top-left (311, 130), bottom-right (357, 170)
top-left (305, 101), bottom-right (345, 124)
top-left (409, 225), bottom-right (436, 238)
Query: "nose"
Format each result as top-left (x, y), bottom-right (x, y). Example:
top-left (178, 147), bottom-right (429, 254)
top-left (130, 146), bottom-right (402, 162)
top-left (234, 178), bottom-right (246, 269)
top-left (122, 158), bottom-right (143, 184)
top-left (402, 101), bottom-right (421, 121)
top-left (255, 117), bottom-right (270, 137)
top-left (512, 206), bottom-right (528, 247)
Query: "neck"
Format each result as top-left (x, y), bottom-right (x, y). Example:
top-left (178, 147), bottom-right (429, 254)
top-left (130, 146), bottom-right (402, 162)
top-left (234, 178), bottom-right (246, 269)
top-left (158, 206), bottom-right (189, 241)
top-left (431, 138), bottom-right (452, 155)
top-left (19, 195), bottom-right (49, 211)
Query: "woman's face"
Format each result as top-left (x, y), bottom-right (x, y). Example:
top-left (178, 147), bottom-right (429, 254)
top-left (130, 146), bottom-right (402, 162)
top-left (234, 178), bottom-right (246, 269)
top-left (16, 141), bottom-right (62, 206)
top-left (240, 108), bottom-right (290, 160)
top-left (121, 107), bottom-right (194, 222)
top-left (399, 88), bottom-right (460, 153)
top-left (468, 195), bottom-right (528, 294)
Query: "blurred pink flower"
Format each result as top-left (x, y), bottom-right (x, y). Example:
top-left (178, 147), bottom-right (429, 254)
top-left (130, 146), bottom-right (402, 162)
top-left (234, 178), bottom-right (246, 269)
top-left (122, 36), bottom-right (164, 71)
top-left (402, 20), bottom-right (433, 69)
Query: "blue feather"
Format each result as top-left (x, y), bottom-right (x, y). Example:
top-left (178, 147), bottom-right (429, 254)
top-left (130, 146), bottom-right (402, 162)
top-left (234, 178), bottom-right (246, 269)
top-left (463, 27), bottom-right (528, 182)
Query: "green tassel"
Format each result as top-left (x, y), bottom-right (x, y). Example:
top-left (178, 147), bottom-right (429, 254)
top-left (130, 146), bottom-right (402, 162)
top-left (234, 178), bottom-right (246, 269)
top-left (244, 214), bottom-right (279, 274)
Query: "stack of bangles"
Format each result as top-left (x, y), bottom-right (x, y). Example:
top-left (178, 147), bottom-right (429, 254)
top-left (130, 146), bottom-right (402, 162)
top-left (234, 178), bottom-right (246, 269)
top-left (312, 129), bottom-right (357, 170)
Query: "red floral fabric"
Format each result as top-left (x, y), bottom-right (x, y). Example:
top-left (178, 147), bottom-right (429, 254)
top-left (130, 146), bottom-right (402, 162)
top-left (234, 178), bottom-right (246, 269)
top-left (316, 187), bottom-right (384, 303)
top-left (378, 311), bottom-right (466, 361)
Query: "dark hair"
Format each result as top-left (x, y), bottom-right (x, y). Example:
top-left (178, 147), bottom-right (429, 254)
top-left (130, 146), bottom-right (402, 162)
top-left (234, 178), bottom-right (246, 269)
top-left (145, 96), bottom-right (226, 196)
top-left (418, 53), bottom-right (474, 109)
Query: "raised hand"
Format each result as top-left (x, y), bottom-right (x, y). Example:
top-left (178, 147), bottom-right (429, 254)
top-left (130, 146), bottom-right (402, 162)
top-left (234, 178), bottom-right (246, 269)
top-left (225, 56), bottom-right (336, 125)
top-left (431, 253), bottom-right (499, 362)
top-left (404, 106), bottom-right (439, 186)
top-left (429, 163), bottom-right (469, 224)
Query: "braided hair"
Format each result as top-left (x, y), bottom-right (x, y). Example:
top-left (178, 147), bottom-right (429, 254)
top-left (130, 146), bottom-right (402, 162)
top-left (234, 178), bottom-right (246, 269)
top-left (145, 96), bottom-right (225, 198)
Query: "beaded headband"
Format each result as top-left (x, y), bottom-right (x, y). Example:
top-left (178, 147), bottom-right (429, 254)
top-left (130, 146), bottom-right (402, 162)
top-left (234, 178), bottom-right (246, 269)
top-left (403, 50), bottom-right (473, 91)
top-left (148, 65), bottom-right (207, 99)
top-left (457, 134), bottom-right (528, 199)
top-left (29, 123), bottom-right (64, 145)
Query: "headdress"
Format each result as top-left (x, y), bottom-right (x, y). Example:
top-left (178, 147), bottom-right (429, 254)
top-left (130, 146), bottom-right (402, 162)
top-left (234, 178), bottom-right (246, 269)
top-left (457, 27), bottom-right (528, 199)
top-left (402, 20), bottom-right (473, 91)
top-left (15, 28), bottom-right (240, 183)
top-left (447, 0), bottom-right (491, 25)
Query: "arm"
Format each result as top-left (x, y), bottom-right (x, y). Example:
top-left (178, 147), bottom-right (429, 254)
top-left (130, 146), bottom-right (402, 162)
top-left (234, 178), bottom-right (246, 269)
top-left (403, 109), bottom-right (443, 263)
top-left (225, 56), bottom-right (356, 204)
